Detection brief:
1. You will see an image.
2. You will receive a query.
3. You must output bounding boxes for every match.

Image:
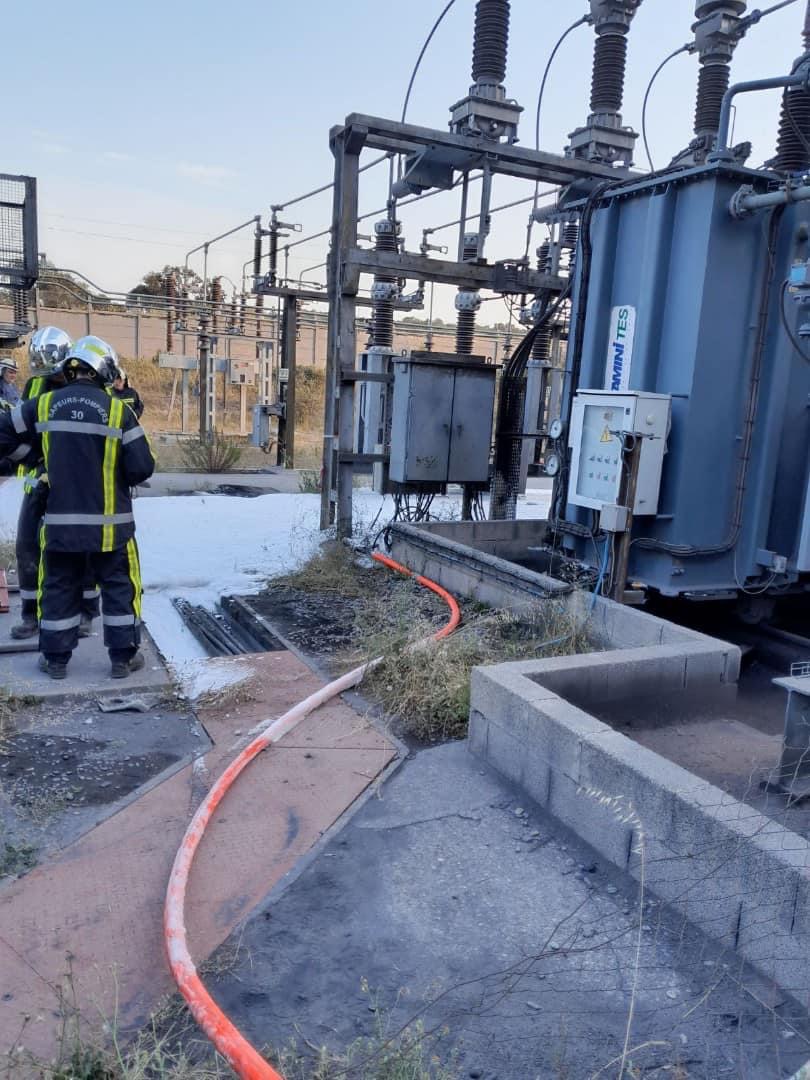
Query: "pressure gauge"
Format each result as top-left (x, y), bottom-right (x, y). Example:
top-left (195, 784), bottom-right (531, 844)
top-left (545, 452), bottom-right (561, 477)
top-left (549, 418), bottom-right (564, 440)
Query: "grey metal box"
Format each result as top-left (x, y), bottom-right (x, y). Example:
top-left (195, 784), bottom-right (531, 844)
top-left (389, 353), bottom-right (495, 484)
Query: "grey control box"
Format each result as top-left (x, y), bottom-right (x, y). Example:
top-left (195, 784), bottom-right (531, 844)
top-left (389, 352), bottom-right (496, 485)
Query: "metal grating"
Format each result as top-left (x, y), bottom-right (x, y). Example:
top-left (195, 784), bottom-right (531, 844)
top-left (790, 660), bottom-right (810, 679)
top-left (0, 174), bottom-right (37, 289)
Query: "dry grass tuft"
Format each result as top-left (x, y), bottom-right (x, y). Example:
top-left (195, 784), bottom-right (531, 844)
top-left (270, 982), bottom-right (458, 1080)
top-left (354, 598), bottom-right (589, 742)
top-left (274, 540), bottom-right (373, 599)
top-left (179, 432), bottom-right (243, 473)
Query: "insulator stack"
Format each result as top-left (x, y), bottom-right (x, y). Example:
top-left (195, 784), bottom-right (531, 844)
top-left (255, 294), bottom-right (263, 341)
top-left (12, 288), bottom-right (27, 327)
top-left (776, 82), bottom-right (810, 173)
top-left (590, 33), bottom-right (627, 114)
top-left (531, 326), bottom-right (553, 363)
top-left (210, 277), bottom-right (223, 332)
top-left (165, 272), bottom-right (176, 352)
top-left (537, 241), bottom-right (553, 275)
top-left (456, 310), bottom-right (476, 354)
top-left (371, 219), bottom-right (399, 349)
top-left (239, 294), bottom-right (246, 335)
top-left (472, 0), bottom-right (510, 84)
top-left (563, 222), bottom-right (580, 272)
top-left (456, 231), bottom-right (480, 355)
top-left (228, 295), bottom-right (237, 333)
top-left (774, 3), bottom-right (810, 173)
top-left (694, 63), bottom-right (730, 137)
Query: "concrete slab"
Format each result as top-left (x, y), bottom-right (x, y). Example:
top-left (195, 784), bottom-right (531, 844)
top-left (0, 650), bottom-right (396, 1062)
top-left (0, 698), bottom-right (210, 860)
top-left (0, 593), bottom-right (169, 700)
top-left (202, 742), bottom-right (810, 1080)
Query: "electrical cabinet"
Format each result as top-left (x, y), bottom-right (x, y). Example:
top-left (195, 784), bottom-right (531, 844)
top-left (567, 390), bottom-right (670, 515)
top-left (229, 358), bottom-right (257, 385)
top-left (389, 352), bottom-right (495, 485)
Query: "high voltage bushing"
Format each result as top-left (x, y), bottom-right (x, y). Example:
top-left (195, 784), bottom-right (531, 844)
top-left (775, 4), bottom-right (810, 173)
top-left (370, 219), bottom-right (400, 349)
top-left (694, 65), bottom-right (730, 136)
top-left (588, 0), bottom-right (642, 114)
top-left (472, 0), bottom-right (510, 84)
top-left (449, 0), bottom-right (521, 142)
top-left (591, 34), bottom-right (628, 114)
top-left (691, 2), bottom-right (747, 139)
top-left (566, 1), bottom-right (642, 166)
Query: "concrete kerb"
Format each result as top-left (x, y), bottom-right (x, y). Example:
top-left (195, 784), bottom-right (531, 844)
top-left (388, 520), bottom-right (808, 1006)
top-left (470, 657), bottom-right (810, 1007)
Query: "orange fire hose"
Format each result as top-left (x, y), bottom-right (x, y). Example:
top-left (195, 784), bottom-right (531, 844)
top-left (164, 553), bottom-right (460, 1079)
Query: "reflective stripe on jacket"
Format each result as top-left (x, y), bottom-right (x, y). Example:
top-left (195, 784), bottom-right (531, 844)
top-left (1, 382), bottom-right (155, 552)
top-left (17, 376), bottom-right (48, 485)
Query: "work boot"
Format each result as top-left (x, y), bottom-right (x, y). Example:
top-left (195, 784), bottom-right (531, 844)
top-left (110, 652), bottom-right (145, 680)
top-left (38, 654), bottom-right (67, 680)
top-left (78, 615), bottom-right (93, 639)
top-left (10, 618), bottom-right (38, 640)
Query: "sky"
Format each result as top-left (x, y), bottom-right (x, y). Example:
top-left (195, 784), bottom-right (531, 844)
top-left (4, 0), bottom-right (806, 323)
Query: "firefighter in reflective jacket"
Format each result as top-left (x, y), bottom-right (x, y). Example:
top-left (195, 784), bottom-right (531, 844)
top-left (111, 367), bottom-right (144, 419)
top-left (10, 327), bottom-right (102, 640)
top-left (0, 335), bottom-right (155, 679)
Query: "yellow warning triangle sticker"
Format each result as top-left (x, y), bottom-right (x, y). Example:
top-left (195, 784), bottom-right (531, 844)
top-left (600, 426), bottom-right (612, 443)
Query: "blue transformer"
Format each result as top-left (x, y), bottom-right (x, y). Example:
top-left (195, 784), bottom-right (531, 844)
top-left (560, 161), bottom-right (810, 599)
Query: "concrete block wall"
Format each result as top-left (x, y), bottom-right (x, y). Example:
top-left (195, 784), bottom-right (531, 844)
top-left (470, 653), bottom-right (810, 1006)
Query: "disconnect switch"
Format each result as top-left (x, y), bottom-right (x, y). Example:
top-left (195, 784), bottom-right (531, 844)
top-left (600, 504), bottom-right (629, 533)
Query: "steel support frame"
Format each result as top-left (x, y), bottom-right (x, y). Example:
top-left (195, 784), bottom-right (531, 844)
top-left (277, 294), bottom-right (298, 468)
top-left (319, 114), bottom-right (627, 536)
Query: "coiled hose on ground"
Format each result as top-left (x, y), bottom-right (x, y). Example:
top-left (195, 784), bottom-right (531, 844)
top-left (164, 552), bottom-right (460, 1079)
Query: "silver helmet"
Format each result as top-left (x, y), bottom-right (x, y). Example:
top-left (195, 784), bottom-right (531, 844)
top-left (61, 335), bottom-right (118, 385)
top-left (29, 326), bottom-right (72, 375)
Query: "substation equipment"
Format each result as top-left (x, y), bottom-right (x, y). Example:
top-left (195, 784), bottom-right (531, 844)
top-left (320, 0), bottom-right (810, 617)
top-left (0, 174), bottom-right (37, 349)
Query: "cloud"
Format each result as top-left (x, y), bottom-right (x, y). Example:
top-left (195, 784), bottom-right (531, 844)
top-left (35, 142), bottom-right (69, 155)
top-left (102, 150), bottom-right (134, 162)
top-left (176, 161), bottom-right (237, 185)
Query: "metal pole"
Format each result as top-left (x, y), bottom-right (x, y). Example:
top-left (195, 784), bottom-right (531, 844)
top-left (320, 130), bottom-right (361, 533)
top-left (611, 437), bottom-right (642, 603)
top-left (457, 172), bottom-right (470, 262)
top-left (181, 370), bottom-right (190, 434)
top-left (198, 313), bottom-right (210, 441)
top-left (280, 295), bottom-right (298, 467)
top-left (712, 70), bottom-right (808, 158)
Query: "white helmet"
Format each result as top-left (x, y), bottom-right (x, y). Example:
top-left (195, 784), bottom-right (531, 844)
top-left (29, 326), bottom-right (72, 375)
top-left (61, 335), bottom-right (118, 385)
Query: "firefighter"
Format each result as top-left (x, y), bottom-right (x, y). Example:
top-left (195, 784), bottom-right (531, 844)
top-left (0, 359), bottom-right (21, 409)
top-left (111, 367), bottom-right (144, 419)
top-left (9, 328), bottom-right (101, 641)
top-left (0, 335), bottom-right (155, 679)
